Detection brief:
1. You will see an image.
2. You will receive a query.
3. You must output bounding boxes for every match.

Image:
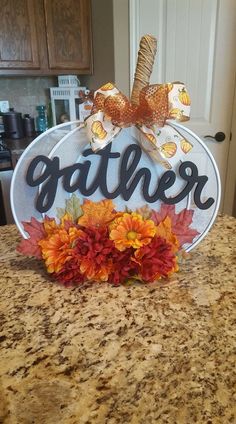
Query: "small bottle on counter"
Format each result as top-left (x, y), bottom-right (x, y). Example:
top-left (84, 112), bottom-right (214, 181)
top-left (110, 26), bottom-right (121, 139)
top-left (47, 101), bottom-right (53, 129)
top-left (36, 105), bottom-right (48, 133)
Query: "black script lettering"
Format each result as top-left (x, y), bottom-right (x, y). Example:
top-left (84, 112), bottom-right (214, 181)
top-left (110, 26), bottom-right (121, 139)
top-left (118, 144), bottom-right (151, 200)
top-left (63, 162), bottom-right (91, 194)
top-left (81, 146), bottom-right (121, 197)
top-left (145, 171), bottom-right (177, 203)
top-left (193, 176), bottom-right (215, 210)
top-left (26, 147), bottom-right (215, 214)
top-left (26, 155), bottom-right (62, 213)
top-left (166, 161), bottom-right (214, 210)
top-left (115, 145), bottom-right (214, 209)
top-left (117, 144), bottom-right (177, 203)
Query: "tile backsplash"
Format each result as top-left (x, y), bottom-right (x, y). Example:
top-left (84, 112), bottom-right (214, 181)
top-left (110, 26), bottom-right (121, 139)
top-left (0, 77), bottom-right (57, 118)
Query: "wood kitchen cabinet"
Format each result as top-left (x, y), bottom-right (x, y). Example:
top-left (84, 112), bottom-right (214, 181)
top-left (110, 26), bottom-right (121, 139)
top-left (0, 0), bottom-right (93, 76)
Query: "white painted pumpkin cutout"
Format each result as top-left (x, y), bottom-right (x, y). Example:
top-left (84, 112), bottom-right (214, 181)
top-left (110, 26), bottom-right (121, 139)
top-left (11, 36), bottom-right (220, 286)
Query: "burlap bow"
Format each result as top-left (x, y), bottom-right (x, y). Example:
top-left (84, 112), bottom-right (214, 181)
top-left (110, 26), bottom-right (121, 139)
top-left (85, 82), bottom-right (192, 169)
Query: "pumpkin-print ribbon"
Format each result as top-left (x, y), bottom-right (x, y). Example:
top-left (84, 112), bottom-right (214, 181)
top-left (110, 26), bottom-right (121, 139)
top-left (85, 82), bottom-right (192, 168)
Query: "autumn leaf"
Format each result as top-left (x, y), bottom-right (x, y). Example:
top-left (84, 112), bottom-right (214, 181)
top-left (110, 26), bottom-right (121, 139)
top-left (135, 204), bottom-right (152, 219)
top-left (65, 194), bottom-right (82, 221)
top-left (124, 205), bottom-right (132, 213)
top-left (155, 216), bottom-right (179, 252)
top-left (17, 217), bottom-right (46, 259)
top-left (78, 199), bottom-right (116, 227)
top-left (151, 204), bottom-right (199, 247)
top-left (151, 204), bottom-right (175, 225)
top-left (57, 194), bottom-right (82, 222)
top-left (56, 207), bottom-right (66, 220)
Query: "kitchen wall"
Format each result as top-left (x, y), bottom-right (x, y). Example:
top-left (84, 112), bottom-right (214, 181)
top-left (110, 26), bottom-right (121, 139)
top-left (0, 0), bottom-right (115, 117)
top-left (81, 0), bottom-right (115, 89)
top-left (0, 77), bottom-right (56, 118)
top-left (113, 0), bottom-right (130, 96)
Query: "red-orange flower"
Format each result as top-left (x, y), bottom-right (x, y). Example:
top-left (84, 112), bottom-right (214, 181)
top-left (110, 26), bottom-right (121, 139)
top-left (78, 199), bottom-right (117, 227)
top-left (134, 235), bottom-right (178, 282)
top-left (108, 248), bottom-right (139, 285)
top-left (109, 213), bottom-right (156, 251)
top-left (38, 227), bottom-right (81, 273)
top-left (74, 226), bottom-right (115, 281)
top-left (53, 257), bottom-right (85, 286)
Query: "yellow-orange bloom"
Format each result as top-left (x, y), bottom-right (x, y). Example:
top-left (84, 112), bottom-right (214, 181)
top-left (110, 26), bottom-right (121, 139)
top-left (39, 227), bottom-right (81, 273)
top-left (43, 218), bottom-right (58, 236)
top-left (155, 216), bottom-right (179, 252)
top-left (60, 212), bottom-right (74, 226)
top-left (109, 212), bottom-right (156, 251)
top-left (78, 199), bottom-right (116, 227)
top-left (43, 213), bottom-right (74, 237)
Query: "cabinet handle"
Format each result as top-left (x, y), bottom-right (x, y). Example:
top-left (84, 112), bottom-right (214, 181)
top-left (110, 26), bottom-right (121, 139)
top-left (204, 132), bottom-right (225, 142)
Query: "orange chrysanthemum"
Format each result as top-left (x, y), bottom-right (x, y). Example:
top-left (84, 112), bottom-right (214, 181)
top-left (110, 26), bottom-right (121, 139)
top-left (109, 212), bottom-right (156, 251)
top-left (43, 217), bottom-right (58, 236)
top-left (78, 199), bottom-right (116, 227)
top-left (155, 216), bottom-right (179, 252)
top-left (38, 227), bottom-right (81, 273)
top-left (43, 213), bottom-right (74, 237)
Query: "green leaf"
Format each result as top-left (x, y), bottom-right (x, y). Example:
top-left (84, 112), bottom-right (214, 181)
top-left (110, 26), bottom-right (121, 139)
top-left (65, 194), bottom-right (83, 222)
top-left (56, 207), bottom-right (66, 220)
top-left (124, 205), bottom-right (132, 213)
top-left (125, 277), bottom-right (145, 286)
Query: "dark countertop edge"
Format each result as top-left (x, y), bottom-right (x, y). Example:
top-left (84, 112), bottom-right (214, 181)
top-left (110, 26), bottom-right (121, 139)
top-left (2, 134), bottom-right (40, 153)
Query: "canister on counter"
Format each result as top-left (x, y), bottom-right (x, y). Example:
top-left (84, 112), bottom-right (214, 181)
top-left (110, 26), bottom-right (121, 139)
top-left (2, 108), bottom-right (24, 139)
top-left (22, 114), bottom-right (35, 137)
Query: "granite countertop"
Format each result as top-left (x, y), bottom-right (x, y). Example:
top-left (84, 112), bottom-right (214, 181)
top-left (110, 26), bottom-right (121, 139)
top-left (0, 215), bottom-right (235, 424)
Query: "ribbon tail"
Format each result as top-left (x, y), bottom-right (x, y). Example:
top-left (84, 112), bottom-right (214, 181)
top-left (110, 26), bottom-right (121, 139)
top-left (138, 123), bottom-right (193, 169)
top-left (86, 110), bottom-right (121, 152)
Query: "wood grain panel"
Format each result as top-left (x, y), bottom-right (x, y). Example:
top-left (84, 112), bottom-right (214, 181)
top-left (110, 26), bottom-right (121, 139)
top-left (0, 0), bottom-right (40, 69)
top-left (0, 0), bottom-right (93, 75)
top-left (44, 0), bottom-right (93, 72)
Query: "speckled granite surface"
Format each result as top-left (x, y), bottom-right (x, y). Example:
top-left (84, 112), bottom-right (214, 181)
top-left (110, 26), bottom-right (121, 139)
top-left (0, 215), bottom-right (235, 424)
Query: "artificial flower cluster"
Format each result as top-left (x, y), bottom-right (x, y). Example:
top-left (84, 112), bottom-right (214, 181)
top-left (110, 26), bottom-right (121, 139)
top-left (17, 196), bottom-right (198, 286)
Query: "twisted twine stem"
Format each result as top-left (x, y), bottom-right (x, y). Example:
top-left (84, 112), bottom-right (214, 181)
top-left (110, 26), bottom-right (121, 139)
top-left (130, 35), bottom-right (157, 106)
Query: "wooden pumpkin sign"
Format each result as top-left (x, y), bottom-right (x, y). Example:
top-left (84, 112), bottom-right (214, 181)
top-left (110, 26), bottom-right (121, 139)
top-left (11, 36), bottom-right (220, 286)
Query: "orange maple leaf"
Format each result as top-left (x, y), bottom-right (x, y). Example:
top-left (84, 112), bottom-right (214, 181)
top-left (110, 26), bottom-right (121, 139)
top-left (155, 216), bottom-right (179, 253)
top-left (78, 199), bottom-right (117, 227)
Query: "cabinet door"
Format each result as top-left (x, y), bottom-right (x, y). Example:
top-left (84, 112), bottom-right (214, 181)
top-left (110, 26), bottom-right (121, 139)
top-left (0, 0), bottom-right (40, 69)
top-left (44, 0), bottom-right (93, 73)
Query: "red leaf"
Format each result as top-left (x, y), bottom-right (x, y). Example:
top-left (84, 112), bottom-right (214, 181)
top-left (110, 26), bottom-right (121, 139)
top-left (17, 218), bottom-right (46, 259)
top-left (151, 204), bottom-right (199, 247)
top-left (151, 204), bottom-right (176, 225)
